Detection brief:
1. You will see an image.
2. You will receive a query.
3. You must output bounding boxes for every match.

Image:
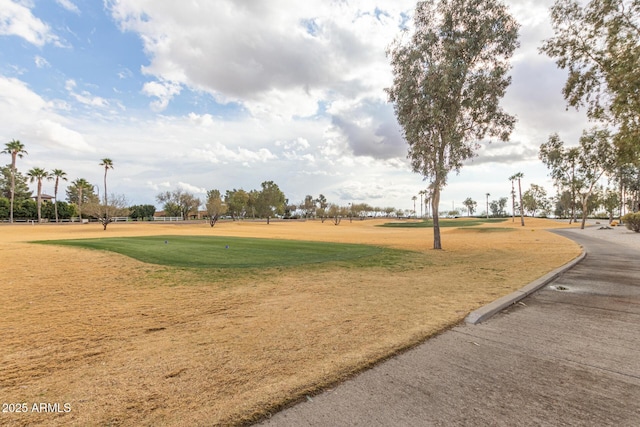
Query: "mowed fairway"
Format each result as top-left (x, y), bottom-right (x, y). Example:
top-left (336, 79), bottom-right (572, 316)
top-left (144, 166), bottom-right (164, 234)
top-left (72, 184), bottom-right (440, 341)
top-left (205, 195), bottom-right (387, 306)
top-left (35, 236), bottom-right (393, 268)
top-left (1, 218), bottom-right (581, 426)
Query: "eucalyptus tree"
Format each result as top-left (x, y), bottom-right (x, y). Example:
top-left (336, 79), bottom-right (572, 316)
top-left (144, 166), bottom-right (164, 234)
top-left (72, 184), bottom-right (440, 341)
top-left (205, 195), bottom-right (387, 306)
top-left (522, 184), bottom-right (549, 217)
top-left (1, 139), bottom-right (28, 223)
top-left (540, 129), bottom-right (616, 229)
top-left (387, 0), bottom-right (519, 249)
top-left (602, 188), bottom-right (621, 223)
top-left (225, 189), bottom-right (249, 220)
top-left (300, 195), bottom-right (316, 218)
top-left (205, 189), bottom-right (227, 227)
top-left (51, 168), bottom-right (68, 222)
top-left (540, 135), bottom-right (581, 223)
top-left (575, 129), bottom-right (617, 228)
top-left (462, 197), bottom-right (477, 217)
top-left (316, 194), bottom-right (328, 210)
top-left (256, 180), bottom-right (286, 224)
top-left (26, 167), bottom-right (51, 223)
top-left (489, 197), bottom-right (509, 217)
top-left (541, 0), bottom-right (640, 163)
top-left (327, 204), bottom-right (349, 226)
top-left (157, 188), bottom-right (201, 220)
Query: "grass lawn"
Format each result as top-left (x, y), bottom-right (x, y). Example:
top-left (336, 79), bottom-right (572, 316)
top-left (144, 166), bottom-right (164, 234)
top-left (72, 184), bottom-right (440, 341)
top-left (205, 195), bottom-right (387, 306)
top-left (2, 219), bottom-right (582, 426)
top-left (380, 218), bottom-right (509, 228)
top-left (35, 236), bottom-right (396, 269)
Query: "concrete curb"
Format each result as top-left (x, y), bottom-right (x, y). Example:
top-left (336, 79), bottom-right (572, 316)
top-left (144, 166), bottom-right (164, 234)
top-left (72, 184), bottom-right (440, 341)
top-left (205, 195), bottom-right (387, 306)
top-left (464, 249), bottom-right (587, 325)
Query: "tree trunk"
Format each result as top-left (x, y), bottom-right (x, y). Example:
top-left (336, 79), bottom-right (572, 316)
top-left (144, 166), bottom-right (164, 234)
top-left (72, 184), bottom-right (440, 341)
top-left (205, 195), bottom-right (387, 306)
top-left (569, 166), bottom-right (576, 224)
top-left (37, 180), bottom-right (42, 223)
top-left (619, 178), bottom-right (625, 223)
top-left (54, 180), bottom-right (59, 223)
top-left (432, 187), bottom-right (442, 250)
top-left (511, 181), bottom-right (515, 223)
top-left (77, 187), bottom-right (83, 223)
top-left (581, 196), bottom-right (588, 229)
top-left (518, 178), bottom-right (525, 226)
top-left (569, 190), bottom-right (576, 224)
top-left (9, 158), bottom-right (16, 223)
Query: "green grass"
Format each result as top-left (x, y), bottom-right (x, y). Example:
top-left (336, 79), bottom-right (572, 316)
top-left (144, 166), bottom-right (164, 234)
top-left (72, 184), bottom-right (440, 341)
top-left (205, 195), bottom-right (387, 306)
top-left (34, 235), bottom-right (397, 269)
top-left (380, 218), bottom-right (508, 228)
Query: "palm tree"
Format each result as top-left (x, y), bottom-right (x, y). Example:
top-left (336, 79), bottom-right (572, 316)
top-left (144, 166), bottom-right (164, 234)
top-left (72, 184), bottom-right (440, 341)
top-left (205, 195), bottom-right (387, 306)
top-left (1, 139), bottom-right (28, 223)
top-left (508, 174), bottom-right (516, 222)
top-left (510, 172), bottom-right (525, 226)
top-left (27, 167), bottom-right (50, 223)
top-left (411, 195), bottom-right (417, 218)
top-left (486, 193), bottom-right (491, 219)
top-left (99, 158), bottom-right (113, 206)
top-left (51, 169), bottom-right (67, 223)
top-left (418, 190), bottom-right (427, 218)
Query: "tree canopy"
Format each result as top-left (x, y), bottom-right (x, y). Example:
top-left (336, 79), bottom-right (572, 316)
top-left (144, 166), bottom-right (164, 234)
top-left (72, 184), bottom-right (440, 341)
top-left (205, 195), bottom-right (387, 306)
top-left (541, 0), bottom-right (640, 164)
top-left (157, 188), bottom-right (201, 220)
top-left (462, 197), bottom-right (477, 216)
top-left (1, 166), bottom-right (31, 202)
top-left (2, 139), bottom-right (28, 223)
top-left (205, 189), bottom-right (227, 227)
top-left (255, 181), bottom-right (286, 224)
top-left (540, 128), bottom-right (616, 228)
top-left (387, 0), bottom-right (519, 249)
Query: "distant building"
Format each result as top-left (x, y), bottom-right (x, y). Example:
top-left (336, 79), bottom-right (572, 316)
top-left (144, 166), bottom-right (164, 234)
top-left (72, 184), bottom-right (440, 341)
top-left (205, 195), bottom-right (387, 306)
top-left (32, 194), bottom-right (55, 203)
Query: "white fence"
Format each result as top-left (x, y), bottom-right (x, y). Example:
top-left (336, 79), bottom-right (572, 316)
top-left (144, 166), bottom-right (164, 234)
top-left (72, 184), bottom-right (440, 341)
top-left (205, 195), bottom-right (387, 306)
top-left (152, 217), bottom-right (184, 221)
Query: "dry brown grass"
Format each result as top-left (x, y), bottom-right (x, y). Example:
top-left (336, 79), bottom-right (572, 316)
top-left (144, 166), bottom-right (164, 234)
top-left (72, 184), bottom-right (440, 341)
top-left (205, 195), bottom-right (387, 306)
top-left (0, 218), bottom-right (581, 426)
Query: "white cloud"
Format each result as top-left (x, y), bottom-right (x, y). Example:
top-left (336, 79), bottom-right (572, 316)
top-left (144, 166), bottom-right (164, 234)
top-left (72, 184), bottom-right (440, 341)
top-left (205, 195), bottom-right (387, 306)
top-left (34, 55), bottom-right (50, 68)
top-left (275, 137), bottom-right (310, 151)
top-left (177, 182), bottom-right (206, 195)
top-left (192, 144), bottom-right (277, 166)
top-left (0, 0), bottom-right (60, 46)
top-left (1, 1), bottom-right (601, 212)
top-left (65, 79), bottom-right (110, 108)
top-left (71, 92), bottom-right (109, 108)
top-left (34, 119), bottom-right (95, 153)
top-left (106, 0), bottom-right (415, 119)
top-left (55, 0), bottom-right (80, 14)
top-left (0, 75), bottom-right (46, 111)
top-left (141, 80), bottom-right (181, 112)
top-left (117, 68), bottom-right (133, 79)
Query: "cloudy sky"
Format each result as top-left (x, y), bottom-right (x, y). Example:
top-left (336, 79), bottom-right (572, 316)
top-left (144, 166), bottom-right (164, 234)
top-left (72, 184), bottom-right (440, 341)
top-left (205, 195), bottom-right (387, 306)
top-left (0, 0), bottom-right (591, 215)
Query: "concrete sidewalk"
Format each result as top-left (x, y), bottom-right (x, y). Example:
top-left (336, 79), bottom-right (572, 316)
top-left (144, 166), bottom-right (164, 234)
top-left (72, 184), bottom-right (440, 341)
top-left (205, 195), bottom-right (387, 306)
top-left (258, 227), bottom-right (640, 426)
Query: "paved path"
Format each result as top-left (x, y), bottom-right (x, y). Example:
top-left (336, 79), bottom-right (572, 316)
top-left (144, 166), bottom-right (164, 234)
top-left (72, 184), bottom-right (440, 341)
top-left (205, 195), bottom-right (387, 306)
top-left (258, 227), bottom-right (640, 426)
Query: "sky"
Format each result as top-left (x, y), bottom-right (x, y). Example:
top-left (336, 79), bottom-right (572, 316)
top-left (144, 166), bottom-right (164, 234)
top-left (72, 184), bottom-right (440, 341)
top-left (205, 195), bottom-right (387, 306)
top-left (0, 0), bottom-right (592, 215)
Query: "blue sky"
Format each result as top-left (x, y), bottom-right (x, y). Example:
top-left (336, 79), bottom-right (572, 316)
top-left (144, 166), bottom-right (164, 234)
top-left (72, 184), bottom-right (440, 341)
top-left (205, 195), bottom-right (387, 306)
top-left (0, 0), bottom-right (591, 214)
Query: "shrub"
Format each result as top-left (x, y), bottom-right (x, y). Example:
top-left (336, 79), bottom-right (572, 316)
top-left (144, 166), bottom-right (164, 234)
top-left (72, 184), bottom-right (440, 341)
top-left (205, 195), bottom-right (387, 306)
top-left (621, 212), bottom-right (640, 232)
